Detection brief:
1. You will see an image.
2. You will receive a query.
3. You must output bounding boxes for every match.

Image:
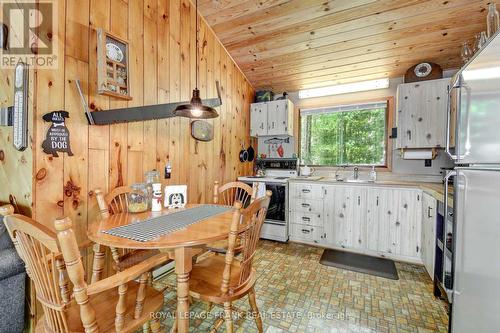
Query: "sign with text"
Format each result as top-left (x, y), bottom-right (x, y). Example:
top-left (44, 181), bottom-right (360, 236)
top-left (42, 111), bottom-right (73, 157)
top-left (1, 0), bottom-right (58, 68)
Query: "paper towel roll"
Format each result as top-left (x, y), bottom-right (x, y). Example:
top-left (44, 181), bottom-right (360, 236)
top-left (402, 149), bottom-right (434, 160)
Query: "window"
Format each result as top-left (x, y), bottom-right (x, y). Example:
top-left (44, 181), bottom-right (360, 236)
top-left (300, 101), bottom-right (388, 166)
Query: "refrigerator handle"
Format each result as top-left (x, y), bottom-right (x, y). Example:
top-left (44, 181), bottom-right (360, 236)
top-left (446, 82), bottom-right (460, 161)
top-left (444, 170), bottom-right (456, 224)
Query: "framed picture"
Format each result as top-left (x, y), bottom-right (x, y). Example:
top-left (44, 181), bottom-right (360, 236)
top-left (97, 29), bottom-right (132, 100)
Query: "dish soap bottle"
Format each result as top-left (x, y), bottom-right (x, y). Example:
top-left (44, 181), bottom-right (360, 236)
top-left (369, 166), bottom-right (377, 181)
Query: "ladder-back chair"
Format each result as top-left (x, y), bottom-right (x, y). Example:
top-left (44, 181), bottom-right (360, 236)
top-left (208, 181), bottom-right (258, 255)
top-left (181, 191), bottom-right (271, 333)
top-left (213, 181), bottom-right (256, 207)
top-left (1, 211), bottom-right (167, 333)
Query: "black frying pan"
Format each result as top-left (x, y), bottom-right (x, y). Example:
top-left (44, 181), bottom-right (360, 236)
top-left (239, 142), bottom-right (248, 162)
top-left (247, 144), bottom-right (255, 162)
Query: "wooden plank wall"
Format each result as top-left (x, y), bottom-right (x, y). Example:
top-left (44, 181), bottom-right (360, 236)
top-left (31, 0), bottom-right (255, 243)
top-left (0, 3), bottom-right (34, 217)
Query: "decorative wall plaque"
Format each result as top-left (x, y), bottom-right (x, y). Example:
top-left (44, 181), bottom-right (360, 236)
top-left (97, 29), bottom-right (132, 100)
top-left (42, 111), bottom-right (73, 157)
top-left (191, 120), bottom-right (214, 141)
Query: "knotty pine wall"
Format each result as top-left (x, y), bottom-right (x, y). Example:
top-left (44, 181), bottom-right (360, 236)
top-left (27, 0), bottom-right (254, 242)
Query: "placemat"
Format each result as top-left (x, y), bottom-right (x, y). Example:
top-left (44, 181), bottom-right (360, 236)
top-left (103, 205), bottom-right (232, 242)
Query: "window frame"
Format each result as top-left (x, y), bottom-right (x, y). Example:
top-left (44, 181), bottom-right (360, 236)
top-left (297, 97), bottom-right (394, 171)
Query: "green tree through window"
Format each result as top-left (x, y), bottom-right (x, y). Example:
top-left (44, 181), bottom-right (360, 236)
top-left (300, 103), bottom-right (387, 166)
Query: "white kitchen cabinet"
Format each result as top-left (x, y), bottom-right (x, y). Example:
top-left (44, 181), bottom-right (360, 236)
top-left (421, 192), bottom-right (437, 280)
top-left (371, 188), bottom-right (422, 259)
top-left (324, 186), bottom-right (367, 250)
top-left (250, 99), bottom-right (294, 137)
top-left (250, 103), bottom-right (267, 136)
top-left (396, 78), bottom-right (449, 149)
top-left (289, 181), bottom-right (425, 263)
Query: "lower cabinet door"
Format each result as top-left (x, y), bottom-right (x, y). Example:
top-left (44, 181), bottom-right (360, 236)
top-left (324, 185), bottom-right (367, 250)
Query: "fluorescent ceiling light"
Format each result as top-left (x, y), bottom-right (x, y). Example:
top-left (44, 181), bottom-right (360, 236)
top-left (461, 66), bottom-right (500, 81)
top-left (298, 78), bottom-right (390, 99)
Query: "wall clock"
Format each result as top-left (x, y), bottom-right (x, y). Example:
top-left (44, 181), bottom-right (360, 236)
top-left (405, 62), bottom-right (443, 82)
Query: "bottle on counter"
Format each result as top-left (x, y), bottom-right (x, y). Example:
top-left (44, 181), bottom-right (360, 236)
top-left (151, 183), bottom-right (163, 212)
top-left (487, 3), bottom-right (500, 38)
top-left (369, 165), bottom-right (377, 181)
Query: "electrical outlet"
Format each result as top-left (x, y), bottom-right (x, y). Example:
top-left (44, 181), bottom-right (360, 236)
top-left (425, 159), bottom-right (432, 167)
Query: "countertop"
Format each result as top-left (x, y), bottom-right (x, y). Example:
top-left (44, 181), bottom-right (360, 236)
top-left (289, 177), bottom-right (454, 206)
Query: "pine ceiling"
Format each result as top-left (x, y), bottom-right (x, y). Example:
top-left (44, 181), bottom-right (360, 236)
top-left (198, 0), bottom-right (496, 92)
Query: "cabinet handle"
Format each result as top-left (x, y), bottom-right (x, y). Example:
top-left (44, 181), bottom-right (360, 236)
top-left (428, 206), bottom-right (433, 218)
top-left (272, 121), bottom-right (275, 129)
top-left (301, 203), bottom-right (310, 208)
top-left (301, 229), bottom-right (311, 234)
top-left (301, 189), bottom-right (311, 193)
top-left (376, 196), bottom-right (379, 206)
top-left (407, 130), bottom-right (412, 141)
top-left (301, 216), bottom-right (311, 222)
top-left (357, 196), bottom-right (361, 205)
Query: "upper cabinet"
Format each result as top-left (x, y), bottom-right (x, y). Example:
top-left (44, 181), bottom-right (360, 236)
top-left (250, 99), bottom-right (294, 137)
top-left (396, 78), bottom-right (449, 149)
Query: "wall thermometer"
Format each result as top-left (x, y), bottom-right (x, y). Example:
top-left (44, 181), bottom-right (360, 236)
top-left (13, 62), bottom-right (28, 151)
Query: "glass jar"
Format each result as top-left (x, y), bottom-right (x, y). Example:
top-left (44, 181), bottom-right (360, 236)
top-left (127, 183), bottom-right (149, 213)
top-left (487, 3), bottom-right (500, 38)
top-left (460, 41), bottom-right (472, 65)
top-left (144, 170), bottom-right (160, 207)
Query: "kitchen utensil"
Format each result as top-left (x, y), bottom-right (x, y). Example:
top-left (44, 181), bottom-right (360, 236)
top-left (277, 144), bottom-right (284, 157)
top-left (239, 141), bottom-right (248, 162)
top-left (247, 144), bottom-right (255, 162)
top-left (300, 165), bottom-right (315, 176)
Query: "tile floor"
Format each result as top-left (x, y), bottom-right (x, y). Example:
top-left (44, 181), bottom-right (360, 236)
top-left (153, 241), bottom-right (449, 333)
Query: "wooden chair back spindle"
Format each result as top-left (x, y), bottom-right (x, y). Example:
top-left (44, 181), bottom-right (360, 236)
top-left (3, 214), bottom-right (71, 333)
top-left (214, 181), bottom-right (254, 207)
top-left (100, 186), bottom-right (132, 215)
top-left (221, 192), bottom-right (271, 294)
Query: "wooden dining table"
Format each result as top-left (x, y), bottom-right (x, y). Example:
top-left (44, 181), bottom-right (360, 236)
top-left (87, 204), bottom-right (235, 333)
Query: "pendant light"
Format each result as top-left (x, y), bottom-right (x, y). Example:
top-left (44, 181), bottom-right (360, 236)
top-left (174, 0), bottom-right (218, 119)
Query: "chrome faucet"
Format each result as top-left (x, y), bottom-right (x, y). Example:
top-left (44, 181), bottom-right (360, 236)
top-left (353, 166), bottom-right (359, 180)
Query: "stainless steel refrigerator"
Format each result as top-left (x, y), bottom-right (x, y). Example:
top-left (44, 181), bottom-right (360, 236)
top-left (446, 31), bottom-right (500, 333)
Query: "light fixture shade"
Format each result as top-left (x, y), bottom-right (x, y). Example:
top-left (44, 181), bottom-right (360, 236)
top-left (173, 89), bottom-right (219, 119)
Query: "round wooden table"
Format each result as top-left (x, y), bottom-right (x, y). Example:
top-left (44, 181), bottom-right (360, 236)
top-left (88, 204), bottom-right (235, 333)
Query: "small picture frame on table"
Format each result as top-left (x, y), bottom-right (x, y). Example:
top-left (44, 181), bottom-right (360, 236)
top-left (97, 29), bottom-right (132, 100)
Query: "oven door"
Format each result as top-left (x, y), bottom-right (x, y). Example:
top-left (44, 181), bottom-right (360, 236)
top-left (264, 182), bottom-right (287, 225)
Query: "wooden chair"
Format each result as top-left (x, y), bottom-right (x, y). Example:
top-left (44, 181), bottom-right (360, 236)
top-left (213, 181), bottom-right (256, 207)
top-left (94, 187), bottom-right (170, 276)
top-left (1, 209), bottom-right (168, 333)
top-left (177, 191), bottom-right (271, 333)
top-left (207, 181), bottom-right (257, 255)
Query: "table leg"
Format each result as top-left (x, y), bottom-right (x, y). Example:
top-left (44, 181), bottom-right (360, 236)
top-left (175, 247), bottom-right (192, 333)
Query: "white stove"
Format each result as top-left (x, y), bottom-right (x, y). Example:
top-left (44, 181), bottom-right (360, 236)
top-left (238, 158), bottom-right (298, 242)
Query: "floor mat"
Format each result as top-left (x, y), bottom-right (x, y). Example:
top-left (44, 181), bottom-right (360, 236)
top-left (320, 249), bottom-right (399, 280)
